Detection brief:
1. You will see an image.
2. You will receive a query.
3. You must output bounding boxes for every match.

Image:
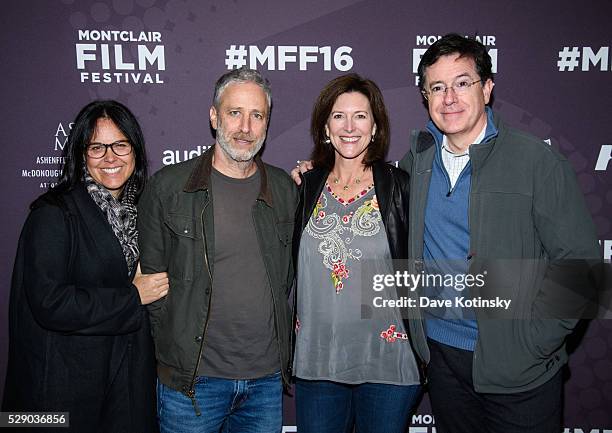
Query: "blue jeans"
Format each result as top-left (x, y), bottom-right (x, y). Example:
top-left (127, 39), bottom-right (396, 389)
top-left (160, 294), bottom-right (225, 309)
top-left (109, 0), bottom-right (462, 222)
top-left (157, 372), bottom-right (282, 433)
top-left (295, 379), bottom-right (421, 433)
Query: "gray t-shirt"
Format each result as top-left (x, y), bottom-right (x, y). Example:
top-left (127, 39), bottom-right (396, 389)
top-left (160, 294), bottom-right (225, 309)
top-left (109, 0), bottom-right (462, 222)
top-left (293, 185), bottom-right (419, 385)
top-left (198, 168), bottom-right (279, 379)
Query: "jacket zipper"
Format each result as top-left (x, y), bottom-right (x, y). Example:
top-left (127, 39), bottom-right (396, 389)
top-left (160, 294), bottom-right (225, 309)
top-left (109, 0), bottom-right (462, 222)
top-left (252, 201), bottom-right (287, 386)
top-left (413, 143), bottom-right (431, 383)
top-left (185, 195), bottom-right (214, 416)
top-left (386, 165), bottom-right (428, 385)
top-left (467, 151), bottom-right (480, 384)
top-left (289, 182), bottom-right (308, 381)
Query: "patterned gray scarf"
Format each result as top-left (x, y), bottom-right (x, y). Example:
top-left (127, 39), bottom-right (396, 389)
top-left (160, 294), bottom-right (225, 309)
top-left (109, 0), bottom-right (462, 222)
top-left (83, 171), bottom-right (139, 276)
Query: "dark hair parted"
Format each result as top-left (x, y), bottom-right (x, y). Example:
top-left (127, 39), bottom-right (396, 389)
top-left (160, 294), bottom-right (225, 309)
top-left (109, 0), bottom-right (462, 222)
top-left (417, 33), bottom-right (494, 92)
top-left (54, 100), bottom-right (148, 198)
top-left (310, 73), bottom-right (390, 170)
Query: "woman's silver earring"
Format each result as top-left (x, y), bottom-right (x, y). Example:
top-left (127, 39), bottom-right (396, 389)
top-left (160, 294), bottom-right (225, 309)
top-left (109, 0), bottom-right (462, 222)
top-left (324, 137), bottom-right (331, 144)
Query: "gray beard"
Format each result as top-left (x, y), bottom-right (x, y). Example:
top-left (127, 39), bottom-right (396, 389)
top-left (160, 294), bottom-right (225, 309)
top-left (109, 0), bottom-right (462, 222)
top-left (216, 129), bottom-right (265, 163)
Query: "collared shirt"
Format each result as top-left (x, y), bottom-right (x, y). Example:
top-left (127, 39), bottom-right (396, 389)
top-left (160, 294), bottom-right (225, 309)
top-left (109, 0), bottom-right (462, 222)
top-left (441, 123), bottom-right (487, 189)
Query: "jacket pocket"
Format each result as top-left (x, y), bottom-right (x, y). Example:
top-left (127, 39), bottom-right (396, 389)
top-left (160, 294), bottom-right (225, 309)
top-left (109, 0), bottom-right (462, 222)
top-left (165, 214), bottom-right (201, 281)
top-left (276, 221), bottom-right (294, 246)
top-left (528, 304), bottom-right (575, 359)
top-left (273, 221), bottom-right (294, 285)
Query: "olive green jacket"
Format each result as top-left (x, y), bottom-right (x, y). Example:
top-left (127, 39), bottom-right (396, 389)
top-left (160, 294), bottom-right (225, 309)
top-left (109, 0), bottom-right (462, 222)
top-left (138, 146), bottom-right (297, 404)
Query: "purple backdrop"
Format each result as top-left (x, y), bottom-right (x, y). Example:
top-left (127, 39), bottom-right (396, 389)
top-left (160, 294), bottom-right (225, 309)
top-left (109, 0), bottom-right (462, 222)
top-left (1, 1), bottom-right (611, 431)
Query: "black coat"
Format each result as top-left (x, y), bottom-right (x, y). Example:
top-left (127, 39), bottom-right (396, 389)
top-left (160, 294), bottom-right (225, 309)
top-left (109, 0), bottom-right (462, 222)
top-left (3, 184), bottom-right (158, 433)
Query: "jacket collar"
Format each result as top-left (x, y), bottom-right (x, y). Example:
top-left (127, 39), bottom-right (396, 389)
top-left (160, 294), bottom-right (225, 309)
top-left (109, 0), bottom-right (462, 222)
top-left (421, 106), bottom-right (499, 153)
top-left (72, 183), bottom-right (130, 277)
top-left (299, 166), bottom-right (328, 230)
top-left (372, 161), bottom-right (392, 221)
top-left (299, 160), bottom-right (391, 227)
top-left (183, 144), bottom-right (273, 206)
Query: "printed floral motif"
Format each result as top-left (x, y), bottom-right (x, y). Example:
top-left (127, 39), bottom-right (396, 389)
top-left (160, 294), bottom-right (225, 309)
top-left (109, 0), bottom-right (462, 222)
top-left (331, 260), bottom-right (350, 293)
top-left (326, 184), bottom-right (374, 206)
top-left (352, 195), bottom-right (381, 237)
top-left (306, 186), bottom-right (381, 293)
top-left (355, 194), bottom-right (379, 219)
top-left (312, 194), bottom-right (324, 219)
top-left (371, 195), bottom-right (379, 210)
top-left (380, 324), bottom-right (409, 343)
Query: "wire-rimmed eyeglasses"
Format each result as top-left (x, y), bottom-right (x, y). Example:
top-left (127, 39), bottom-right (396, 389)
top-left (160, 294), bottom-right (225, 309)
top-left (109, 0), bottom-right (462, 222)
top-left (421, 78), bottom-right (482, 100)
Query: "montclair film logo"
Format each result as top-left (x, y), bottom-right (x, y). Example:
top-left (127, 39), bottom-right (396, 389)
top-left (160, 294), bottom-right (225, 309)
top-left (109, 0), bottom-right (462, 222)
top-left (76, 30), bottom-right (165, 84)
top-left (371, 271), bottom-right (512, 310)
top-left (412, 34), bottom-right (497, 85)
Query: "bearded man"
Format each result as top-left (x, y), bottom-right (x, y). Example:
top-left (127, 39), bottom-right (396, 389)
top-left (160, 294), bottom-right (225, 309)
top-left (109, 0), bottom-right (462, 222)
top-left (138, 67), bottom-right (297, 433)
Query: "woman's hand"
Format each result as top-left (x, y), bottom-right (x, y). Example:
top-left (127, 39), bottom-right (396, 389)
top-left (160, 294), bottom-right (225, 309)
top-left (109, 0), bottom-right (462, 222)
top-left (133, 263), bottom-right (169, 305)
top-left (290, 160), bottom-right (313, 186)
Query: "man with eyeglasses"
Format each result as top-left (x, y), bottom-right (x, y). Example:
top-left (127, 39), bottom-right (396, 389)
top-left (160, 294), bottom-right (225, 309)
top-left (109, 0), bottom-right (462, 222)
top-left (399, 33), bottom-right (599, 432)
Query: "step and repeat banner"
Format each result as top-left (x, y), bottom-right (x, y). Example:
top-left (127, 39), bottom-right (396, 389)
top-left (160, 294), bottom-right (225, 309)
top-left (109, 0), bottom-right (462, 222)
top-left (1, 0), bottom-right (611, 431)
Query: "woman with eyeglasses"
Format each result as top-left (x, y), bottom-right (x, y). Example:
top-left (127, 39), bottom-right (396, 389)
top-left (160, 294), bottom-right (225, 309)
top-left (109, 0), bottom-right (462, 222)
top-left (3, 100), bottom-right (168, 432)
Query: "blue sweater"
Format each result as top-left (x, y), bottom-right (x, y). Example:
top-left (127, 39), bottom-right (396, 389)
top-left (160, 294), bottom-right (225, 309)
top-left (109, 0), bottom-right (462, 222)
top-left (423, 109), bottom-right (498, 351)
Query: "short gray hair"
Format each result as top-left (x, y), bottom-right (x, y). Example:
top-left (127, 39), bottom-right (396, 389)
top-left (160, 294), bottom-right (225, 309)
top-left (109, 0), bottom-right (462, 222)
top-left (213, 67), bottom-right (272, 110)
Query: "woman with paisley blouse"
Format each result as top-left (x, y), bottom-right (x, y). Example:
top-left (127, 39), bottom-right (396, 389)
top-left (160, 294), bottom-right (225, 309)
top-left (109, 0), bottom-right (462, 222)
top-left (292, 74), bottom-right (428, 433)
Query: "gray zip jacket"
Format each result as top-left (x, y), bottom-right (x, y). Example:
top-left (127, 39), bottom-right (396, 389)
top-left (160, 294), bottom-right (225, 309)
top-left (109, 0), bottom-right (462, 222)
top-left (399, 111), bottom-right (600, 393)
